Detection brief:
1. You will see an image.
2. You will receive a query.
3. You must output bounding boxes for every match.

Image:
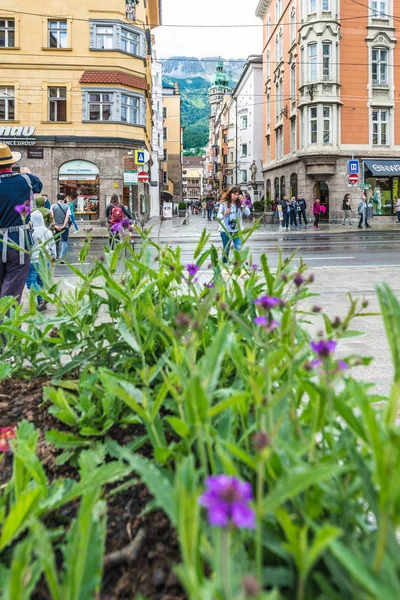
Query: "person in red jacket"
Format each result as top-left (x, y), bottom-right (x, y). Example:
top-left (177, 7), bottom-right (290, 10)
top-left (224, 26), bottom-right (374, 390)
top-left (313, 198), bottom-right (321, 229)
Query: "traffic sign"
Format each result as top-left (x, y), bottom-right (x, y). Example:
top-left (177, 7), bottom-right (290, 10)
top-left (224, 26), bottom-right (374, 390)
top-left (135, 150), bottom-right (145, 164)
top-left (349, 173), bottom-right (359, 184)
top-left (138, 171), bottom-right (149, 183)
top-left (348, 160), bottom-right (359, 174)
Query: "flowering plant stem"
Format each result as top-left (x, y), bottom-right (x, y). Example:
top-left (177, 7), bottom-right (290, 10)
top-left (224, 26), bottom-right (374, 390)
top-left (256, 459), bottom-right (265, 583)
top-left (221, 529), bottom-right (233, 600)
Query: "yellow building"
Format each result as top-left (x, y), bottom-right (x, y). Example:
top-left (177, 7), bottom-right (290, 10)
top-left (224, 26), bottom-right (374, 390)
top-left (0, 0), bottom-right (161, 221)
top-left (162, 83), bottom-right (183, 205)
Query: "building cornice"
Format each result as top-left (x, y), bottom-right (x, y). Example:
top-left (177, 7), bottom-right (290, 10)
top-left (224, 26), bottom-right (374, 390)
top-left (255, 0), bottom-right (270, 19)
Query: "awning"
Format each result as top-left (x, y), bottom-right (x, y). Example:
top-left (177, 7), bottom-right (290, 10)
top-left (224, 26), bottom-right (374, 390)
top-left (363, 159), bottom-right (400, 176)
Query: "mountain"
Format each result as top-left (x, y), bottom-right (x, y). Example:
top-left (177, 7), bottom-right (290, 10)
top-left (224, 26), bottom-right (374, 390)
top-left (162, 57), bottom-right (245, 151)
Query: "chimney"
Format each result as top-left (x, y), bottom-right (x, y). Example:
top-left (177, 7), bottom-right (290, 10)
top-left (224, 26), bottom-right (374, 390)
top-left (174, 82), bottom-right (180, 94)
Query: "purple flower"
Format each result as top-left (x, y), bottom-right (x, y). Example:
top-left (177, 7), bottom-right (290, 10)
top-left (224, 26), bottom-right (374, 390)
top-left (121, 218), bottom-right (132, 230)
top-left (254, 296), bottom-right (283, 310)
top-left (111, 222), bottom-right (123, 234)
top-left (254, 315), bottom-right (268, 326)
top-left (199, 475), bottom-right (255, 529)
top-left (337, 360), bottom-right (349, 371)
top-left (205, 282), bottom-right (215, 288)
top-left (310, 339), bottom-right (337, 358)
top-left (268, 320), bottom-right (279, 332)
top-left (186, 264), bottom-right (199, 277)
top-left (252, 264), bottom-right (258, 270)
top-left (15, 203), bottom-right (31, 217)
top-left (293, 273), bottom-right (304, 288)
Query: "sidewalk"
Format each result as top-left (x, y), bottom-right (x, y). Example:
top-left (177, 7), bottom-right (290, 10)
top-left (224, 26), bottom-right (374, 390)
top-left (147, 215), bottom-right (400, 240)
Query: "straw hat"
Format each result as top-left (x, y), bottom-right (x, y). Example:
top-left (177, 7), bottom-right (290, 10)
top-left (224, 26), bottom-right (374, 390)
top-left (0, 145), bottom-right (21, 165)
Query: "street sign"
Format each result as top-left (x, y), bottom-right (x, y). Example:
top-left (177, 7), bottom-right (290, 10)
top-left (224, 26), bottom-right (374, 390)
top-left (348, 160), bottom-right (359, 174)
top-left (349, 173), bottom-right (359, 184)
top-left (124, 170), bottom-right (138, 185)
top-left (135, 150), bottom-right (145, 164)
top-left (357, 183), bottom-right (371, 189)
top-left (138, 171), bottom-right (149, 183)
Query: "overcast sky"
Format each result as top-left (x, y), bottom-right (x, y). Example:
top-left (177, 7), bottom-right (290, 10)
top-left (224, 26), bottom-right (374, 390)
top-left (154, 0), bottom-right (263, 58)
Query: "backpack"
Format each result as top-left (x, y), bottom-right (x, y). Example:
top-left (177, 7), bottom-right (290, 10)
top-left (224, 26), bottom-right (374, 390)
top-left (111, 206), bottom-right (124, 223)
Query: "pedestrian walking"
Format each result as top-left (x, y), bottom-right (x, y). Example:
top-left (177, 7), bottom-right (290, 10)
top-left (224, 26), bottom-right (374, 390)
top-left (217, 186), bottom-right (250, 263)
top-left (358, 195), bottom-right (371, 228)
top-left (106, 194), bottom-right (132, 249)
top-left (50, 194), bottom-right (70, 261)
top-left (66, 195), bottom-right (79, 233)
top-left (206, 198), bottom-right (214, 221)
top-left (394, 196), bottom-right (400, 222)
top-left (201, 200), bottom-right (207, 218)
top-left (0, 145), bottom-right (42, 304)
top-left (26, 210), bottom-right (57, 311)
top-left (289, 197), bottom-right (299, 230)
top-left (342, 193), bottom-right (352, 226)
top-left (313, 198), bottom-right (321, 228)
top-left (42, 193), bottom-right (51, 210)
top-left (297, 193), bottom-right (308, 227)
top-left (281, 195), bottom-right (290, 231)
top-left (35, 196), bottom-right (52, 228)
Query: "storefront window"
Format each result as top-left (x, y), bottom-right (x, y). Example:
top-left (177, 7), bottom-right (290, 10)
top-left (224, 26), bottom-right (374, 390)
top-left (59, 160), bottom-right (100, 220)
top-left (365, 174), bottom-right (394, 215)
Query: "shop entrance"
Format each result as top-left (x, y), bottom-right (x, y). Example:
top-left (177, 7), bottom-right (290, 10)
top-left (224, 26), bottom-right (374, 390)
top-left (59, 160), bottom-right (100, 221)
top-left (313, 181), bottom-right (329, 220)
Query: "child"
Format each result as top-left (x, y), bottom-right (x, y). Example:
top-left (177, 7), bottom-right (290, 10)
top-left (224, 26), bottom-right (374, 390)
top-left (26, 210), bottom-right (57, 311)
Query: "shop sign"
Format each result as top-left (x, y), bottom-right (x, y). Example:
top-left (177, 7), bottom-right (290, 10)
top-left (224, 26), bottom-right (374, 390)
top-left (163, 202), bottom-right (173, 219)
top-left (0, 125), bottom-right (36, 146)
top-left (364, 159), bottom-right (400, 175)
top-left (59, 160), bottom-right (99, 177)
top-left (124, 170), bottom-right (138, 185)
top-left (27, 148), bottom-right (44, 159)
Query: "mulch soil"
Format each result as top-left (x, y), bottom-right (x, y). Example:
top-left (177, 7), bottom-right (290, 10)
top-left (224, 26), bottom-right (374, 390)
top-left (0, 378), bottom-right (186, 600)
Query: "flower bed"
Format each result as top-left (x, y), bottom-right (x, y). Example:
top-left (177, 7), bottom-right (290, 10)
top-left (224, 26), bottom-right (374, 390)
top-left (0, 230), bottom-right (399, 599)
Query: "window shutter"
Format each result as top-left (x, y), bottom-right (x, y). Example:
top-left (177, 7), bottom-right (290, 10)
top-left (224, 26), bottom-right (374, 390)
top-left (141, 97), bottom-right (146, 126)
top-left (89, 23), bottom-right (94, 49)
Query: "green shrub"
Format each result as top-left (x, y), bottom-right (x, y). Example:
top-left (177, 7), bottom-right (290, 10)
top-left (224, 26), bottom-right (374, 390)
top-left (252, 200), bottom-right (265, 212)
top-left (178, 201), bottom-right (187, 210)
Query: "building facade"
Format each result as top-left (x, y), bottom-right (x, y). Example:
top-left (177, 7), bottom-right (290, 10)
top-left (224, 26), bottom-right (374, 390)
top-left (150, 49), bottom-right (163, 217)
top-left (232, 55), bottom-right (264, 202)
top-left (182, 156), bottom-right (205, 201)
top-left (256, 0), bottom-right (400, 220)
top-left (0, 0), bottom-right (161, 222)
top-left (162, 83), bottom-right (183, 205)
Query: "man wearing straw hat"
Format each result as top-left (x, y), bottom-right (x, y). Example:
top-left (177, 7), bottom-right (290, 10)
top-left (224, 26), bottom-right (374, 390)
top-left (0, 144), bottom-right (42, 303)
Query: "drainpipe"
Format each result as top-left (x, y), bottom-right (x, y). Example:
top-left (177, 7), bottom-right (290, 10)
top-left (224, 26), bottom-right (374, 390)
top-left (235, 98), bottom-right (238, 185)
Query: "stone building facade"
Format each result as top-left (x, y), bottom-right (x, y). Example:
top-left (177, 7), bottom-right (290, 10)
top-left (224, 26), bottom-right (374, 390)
top-left (256, 0), bottom-right (400, 221)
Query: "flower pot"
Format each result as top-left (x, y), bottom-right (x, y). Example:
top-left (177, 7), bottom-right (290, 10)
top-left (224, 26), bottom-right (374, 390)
top-left (178, 210), bottom-right (186, 217)
top-left (264, 211), bottom-right (274, 224)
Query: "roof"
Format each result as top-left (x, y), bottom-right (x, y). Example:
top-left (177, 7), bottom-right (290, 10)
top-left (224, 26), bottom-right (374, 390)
top-left (80, 71), bottom-right (147, 90)
top-left (182, 156), bottom-right (205, 167)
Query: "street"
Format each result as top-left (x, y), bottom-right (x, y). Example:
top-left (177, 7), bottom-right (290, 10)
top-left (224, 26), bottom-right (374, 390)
top-left (46, 221), bottom-right (400, 396)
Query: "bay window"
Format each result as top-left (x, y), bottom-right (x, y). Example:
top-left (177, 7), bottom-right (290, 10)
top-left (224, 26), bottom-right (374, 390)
top-left (95, 26), bottom-right (114, 49)
top-left (323, 105), bottom-right (332, 143)
top-left (309, 44), bottom-right (317, 81)
top-left (90, 21), bottom-right (144, 57)
top-left (309, 0), bottom-right (317, 13)
top-left (322, 43), bottom-right (331, 80)
top-left (121, 94), bottom-right (139, 124)
top-left (309, 106), bottom-right (318, 143)
top-left (83, 89), bottom-right (145, 125)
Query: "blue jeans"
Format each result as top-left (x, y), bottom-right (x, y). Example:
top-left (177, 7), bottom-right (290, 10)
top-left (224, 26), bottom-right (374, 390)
top-left (220, 231), bottom-right (242, 263)
top-left (70, 214), bottom-right (79, 231)
top-left (26, 262), bottom-right (44, 303)
top-left (55, 228), bottom-right (69, 259)
top-left (290, 211), bottom-right (297, 228)
top-left (282, 212), bottom-right (290, 228)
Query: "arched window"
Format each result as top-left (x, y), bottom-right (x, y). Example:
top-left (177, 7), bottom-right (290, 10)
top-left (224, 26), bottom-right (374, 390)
top-left (290, 173), bottom-right (298, 198)
top-left (280, 175), bottom-right (286, 197)
top-left (266, 179), bottom-right (271, 201)
top-left (322, 42), bottom-right (332, 80)
top-left (274, 177), bottom-right (280, 200)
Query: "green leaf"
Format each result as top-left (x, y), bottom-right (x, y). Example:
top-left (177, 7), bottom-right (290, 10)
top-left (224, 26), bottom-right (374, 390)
top-left (45, 431), bottom-right (91, 449)
top-left (7, 536), bottom-right (42, 600)
top-left (0, 362), bottom-right (12, 382)
top-left (377, 283), bottom-right (400, 381)
top-left (118, 322), bottom-right (141, 353)
top-left (263, 464), bottom-right (342, 513)
top-left (166, 416), bottom-right (191, 438)
top-left (31, 520), bottom-right (60, 600)
top-left (331, 541), bottom-right (396, 599)
top-left (0, 488), bottom-right (41, 552)
top-left (304, 525), bottom-right (342, 575)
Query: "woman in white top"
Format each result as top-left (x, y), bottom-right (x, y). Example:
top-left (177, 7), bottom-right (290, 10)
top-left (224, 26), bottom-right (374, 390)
top-left (217, 186), bottom-right (251, 263)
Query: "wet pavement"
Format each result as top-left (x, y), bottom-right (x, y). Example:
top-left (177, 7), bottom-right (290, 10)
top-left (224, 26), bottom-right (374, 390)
top-left (24, 216), bottom-right (400, 396)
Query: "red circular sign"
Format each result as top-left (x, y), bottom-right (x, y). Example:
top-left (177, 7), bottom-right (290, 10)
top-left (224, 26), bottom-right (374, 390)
top-left (138, 171), bottom-right (149, 183)
top-left (349, 173), bottom-right (359, 184)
